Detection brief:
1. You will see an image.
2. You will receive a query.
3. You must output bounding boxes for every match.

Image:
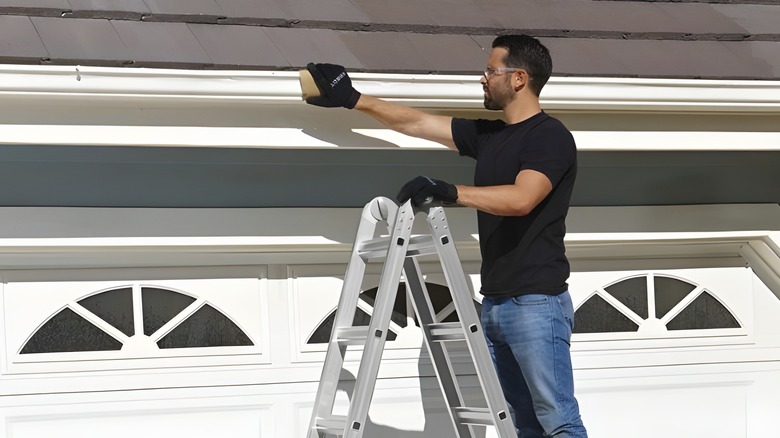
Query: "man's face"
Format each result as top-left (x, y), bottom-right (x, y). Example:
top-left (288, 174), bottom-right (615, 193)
top-left (481, 47), bottom-right (515, 111)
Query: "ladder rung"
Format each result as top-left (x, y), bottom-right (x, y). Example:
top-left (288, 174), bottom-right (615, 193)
top-left (357, 235), bottom-right (437, 259)
top-left (453, 407), bottom-right (499, 426)
top-left (428, 322), bottom-right (466, 342)
top-left (335, 326), bottom-right (370, 345)
top-left (404, 235), bottom-right (438, 257)
top-left (315, 415), bottom-right (347, 435)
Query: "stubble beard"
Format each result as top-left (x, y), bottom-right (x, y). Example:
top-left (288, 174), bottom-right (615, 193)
top-left (482, 77), bottom-right (512, 111)
top-left (483, 96), bottom-right (502, 111)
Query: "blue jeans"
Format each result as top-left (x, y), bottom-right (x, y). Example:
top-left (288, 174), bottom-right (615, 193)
top-left (481, 291), bottom-right (587, 438)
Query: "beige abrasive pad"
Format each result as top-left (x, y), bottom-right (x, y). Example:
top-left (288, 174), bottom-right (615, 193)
top-left (299, 69), bottom-right (321, 100)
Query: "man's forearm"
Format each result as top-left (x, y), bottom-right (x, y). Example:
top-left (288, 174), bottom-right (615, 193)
top-left (354, 95), bottom-right (428, 136)
top-left (456, 184), bottom-right (536, 216)
top-left (456, 169), bottom-right (553, 216)
top-left (354, 95), bottom-right (456, 149)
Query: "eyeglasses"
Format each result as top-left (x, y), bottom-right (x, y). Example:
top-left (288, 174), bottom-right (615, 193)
top-left (483, 67), bottom-right (519, 79)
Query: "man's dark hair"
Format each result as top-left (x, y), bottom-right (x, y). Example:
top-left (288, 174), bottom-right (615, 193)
top-left (492, 35), bottom-right (552, 97)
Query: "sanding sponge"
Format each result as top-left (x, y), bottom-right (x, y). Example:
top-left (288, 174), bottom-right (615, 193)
top-left (299, 68), bottom-right (321, 100)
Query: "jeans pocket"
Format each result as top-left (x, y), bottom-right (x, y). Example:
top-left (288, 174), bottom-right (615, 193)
top-left (510, 295), bottom-right (549, 306)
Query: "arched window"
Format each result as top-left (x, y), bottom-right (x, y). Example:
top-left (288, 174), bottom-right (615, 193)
top-left (307, 282), bottom-right (481, 345)
top-left (20, 285), bottom-right (253, 354)
top-left (573, 274), bottom-right (740, 335)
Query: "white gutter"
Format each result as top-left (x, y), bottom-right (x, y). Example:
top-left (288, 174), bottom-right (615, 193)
top-left (1, 64), bottom-right (779, 150)
top-left (1, 64), bottom-right (779, 112)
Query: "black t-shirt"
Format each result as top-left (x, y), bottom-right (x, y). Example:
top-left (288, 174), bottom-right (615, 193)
top-left (452, 112), bottom-right (577, 297)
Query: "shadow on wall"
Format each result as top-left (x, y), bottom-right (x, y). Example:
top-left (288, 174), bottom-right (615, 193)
top-left (331, 367), bottom-right (489, 438)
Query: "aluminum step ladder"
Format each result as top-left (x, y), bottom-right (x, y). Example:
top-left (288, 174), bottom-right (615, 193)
top-left (307, 196), bottom-right (516, 438)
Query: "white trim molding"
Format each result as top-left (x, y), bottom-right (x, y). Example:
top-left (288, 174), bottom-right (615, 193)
top-left (0, 204), bottom-right (776, 274)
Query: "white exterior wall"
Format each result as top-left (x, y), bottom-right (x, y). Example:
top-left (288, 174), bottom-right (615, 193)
top-left (0, 260), bottom-right (778, 437)
top-left (0, 205), bottom-right (777, 437)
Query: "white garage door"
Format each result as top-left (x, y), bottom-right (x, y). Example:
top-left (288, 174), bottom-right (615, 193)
top-left (1, 263), bottom-right (779, 437)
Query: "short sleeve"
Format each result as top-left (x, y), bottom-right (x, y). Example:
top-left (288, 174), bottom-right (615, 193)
top-left (520, 123), bottom-right (576, 187)
top-left (452, 118), bottom-right (506, 160)
top-left (451, 118), bottom-right (479, 159)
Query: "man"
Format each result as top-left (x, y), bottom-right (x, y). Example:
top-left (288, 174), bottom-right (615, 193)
top-left (305, 34), bottom-right (587, 438)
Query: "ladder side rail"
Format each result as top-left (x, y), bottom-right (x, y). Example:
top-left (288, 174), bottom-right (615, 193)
top-left (308, 198), bottom-right (398, 438)
top-left (342, 202), bottom-right (416, 438)
top-left (426, 207), bottom-right (516, 438)
top-left (403, 256), bottom-right (474, 438)
top-left (308, 247), bottom-right (367, 436)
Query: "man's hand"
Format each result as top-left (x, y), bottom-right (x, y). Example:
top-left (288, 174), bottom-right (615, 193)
top-left (304, 63), bottom-right (361, 109)
top-left (397, 176), bottom-right (458, 208)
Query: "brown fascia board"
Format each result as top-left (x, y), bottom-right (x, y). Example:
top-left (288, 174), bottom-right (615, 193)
top-left (62, 10), bottom-right (145, 20)
top-left (140, 13), bottom-right (225, 25)
top-left (0, 7), bottom-right (143, 20)
top-left (2, 10), bottom-right (778, 43)
top-left (0, 6), bottom-right (66, 17)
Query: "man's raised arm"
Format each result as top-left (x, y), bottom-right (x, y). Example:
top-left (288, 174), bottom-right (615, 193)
top-left (353, 95), bottom-right (455, 151)
top-left (304, 63), bottom-right (456, 151)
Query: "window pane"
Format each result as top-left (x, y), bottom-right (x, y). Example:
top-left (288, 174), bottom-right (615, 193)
top-left (361, 286), bottom-right (407, 328)
top-left (573, 294), bottom-right (639, 334)
top-left (417, 282), bottom-right (482, 323)
top-left (21, 308), bottom-right (122, 354)
top-left (654, 276), bottom-right (696, 319)
top-left (441, 300), bottom-right (482, 323)
top-left (604, 277), bottom-right (648, 319)
top-left (78, 287), bottom-right (134, 337)
top-left (427, 283), bottom-right (454, 314)
top-left (666, 291), bottom-right (740, 330)
top-left (142, 287), bottom-right (196, 336)
top-left (157, 304), bottom-right (253, 348)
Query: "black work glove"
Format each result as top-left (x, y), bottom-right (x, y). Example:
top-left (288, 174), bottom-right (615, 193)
top-left (397, 176), bottom-right (458, 208)
top-left (305, 63), bottom-right (362, 109)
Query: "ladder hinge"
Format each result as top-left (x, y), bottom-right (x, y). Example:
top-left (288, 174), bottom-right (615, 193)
top-left (357, 235), bottom-right (436, 259)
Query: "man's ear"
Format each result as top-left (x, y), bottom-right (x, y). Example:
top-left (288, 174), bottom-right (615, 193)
top-left (513, 69), bottom-right (529, 92)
